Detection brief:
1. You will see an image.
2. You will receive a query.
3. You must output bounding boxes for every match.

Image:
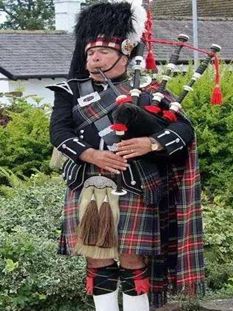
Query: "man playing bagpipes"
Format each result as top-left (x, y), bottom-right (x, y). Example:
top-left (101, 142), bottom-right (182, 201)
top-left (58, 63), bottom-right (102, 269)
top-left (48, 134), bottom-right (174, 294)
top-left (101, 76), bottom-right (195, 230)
top-left (46, 0), bottom-right (220, 310)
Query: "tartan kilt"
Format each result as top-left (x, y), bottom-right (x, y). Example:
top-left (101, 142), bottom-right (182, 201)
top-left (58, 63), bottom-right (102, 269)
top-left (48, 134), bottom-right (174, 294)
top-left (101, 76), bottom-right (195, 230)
top-left (59, 185), bottom-right (162, 256)
top-left (58, 141), bottom-right (205, 309)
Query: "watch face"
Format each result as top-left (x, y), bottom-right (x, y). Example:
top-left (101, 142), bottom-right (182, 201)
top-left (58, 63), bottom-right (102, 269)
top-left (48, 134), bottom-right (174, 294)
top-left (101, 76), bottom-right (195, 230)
top-left (151, 143), bottom-right (158, 151)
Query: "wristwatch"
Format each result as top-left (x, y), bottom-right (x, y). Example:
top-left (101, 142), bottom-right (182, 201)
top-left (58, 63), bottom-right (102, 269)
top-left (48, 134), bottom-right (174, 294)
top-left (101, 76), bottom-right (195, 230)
top-left (148, 137), bottom-right (161, 151)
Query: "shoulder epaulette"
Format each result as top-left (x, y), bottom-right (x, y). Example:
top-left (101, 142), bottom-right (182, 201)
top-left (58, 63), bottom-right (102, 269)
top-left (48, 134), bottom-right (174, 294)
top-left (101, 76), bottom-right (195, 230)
top-left (46, 80), bottom-right (75, 94)
top-left (46, 78), bottom-right (91, 95)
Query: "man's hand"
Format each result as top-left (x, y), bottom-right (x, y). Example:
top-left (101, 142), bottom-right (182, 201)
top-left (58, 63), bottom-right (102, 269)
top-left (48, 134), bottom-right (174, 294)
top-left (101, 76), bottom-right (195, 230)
top-left (79, 148), bottom-right (128, 174)
top-left (116, 137), bottom-right (153, 159)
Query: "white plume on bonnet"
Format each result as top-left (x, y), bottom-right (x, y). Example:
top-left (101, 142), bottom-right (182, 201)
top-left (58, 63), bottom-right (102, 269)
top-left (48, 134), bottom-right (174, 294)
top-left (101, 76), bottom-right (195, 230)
top-left (110, 0), bottom-right (147, 45)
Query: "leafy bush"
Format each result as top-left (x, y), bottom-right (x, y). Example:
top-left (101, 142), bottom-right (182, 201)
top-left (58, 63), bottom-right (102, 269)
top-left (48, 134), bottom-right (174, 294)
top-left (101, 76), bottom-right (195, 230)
top-left (0, 98), bottom-right (53, 183)
top-left (0, 167), bottom-right (26, 197)
top-left (1, 177), bottom-right (233, 310)
top-left (169, 65), bottom-right (233, 202)
top-left (202, 193), bottom-right (233, 294)
top-left (0, 178), bottom-right (94, 311)
top-left (169, 65), bottom-right (233, 295)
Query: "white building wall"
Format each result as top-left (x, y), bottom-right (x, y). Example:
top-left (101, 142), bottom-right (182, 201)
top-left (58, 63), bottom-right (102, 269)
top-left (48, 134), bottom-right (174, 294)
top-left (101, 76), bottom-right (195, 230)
top-left (0, 73), bottom-right (11, 106)
top-left (8, 78), bottom-right (65, 105)
top-left (0, 73), bottom-right (10, 93)
top-left (54, 0), bottom-right (82, 32)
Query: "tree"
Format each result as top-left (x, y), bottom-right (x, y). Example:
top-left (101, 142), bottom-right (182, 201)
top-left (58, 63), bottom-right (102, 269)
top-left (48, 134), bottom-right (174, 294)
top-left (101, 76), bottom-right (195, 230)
top-left (0, 0), bottom-right (55, 30)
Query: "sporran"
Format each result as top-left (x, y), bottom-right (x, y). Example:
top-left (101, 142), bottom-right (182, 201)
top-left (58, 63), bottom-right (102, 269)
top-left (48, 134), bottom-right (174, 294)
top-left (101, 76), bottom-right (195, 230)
top-left (76, 176), bottom-right (119, 259)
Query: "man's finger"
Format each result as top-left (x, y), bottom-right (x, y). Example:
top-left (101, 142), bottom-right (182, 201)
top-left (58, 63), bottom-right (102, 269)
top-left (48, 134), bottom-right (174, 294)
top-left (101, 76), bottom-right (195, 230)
top-left (104, 166), bottom-right (121, 174)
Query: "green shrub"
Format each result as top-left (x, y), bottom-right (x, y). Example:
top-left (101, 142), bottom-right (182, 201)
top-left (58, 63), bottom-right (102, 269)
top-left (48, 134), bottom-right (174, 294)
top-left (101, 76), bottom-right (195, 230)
top-left (0, 99), bottom-right (53, 183)
top-left (0, 228), bottom-right (92, 311)
top-left (0, 167), bottom-right (26, 197)
top-left (169, 65), bottom-right (233, 201)
top-left (202, 193), bottom-right (233, 294)
top-left (1, 178), bottom-right (232, 309)
top-left (169, 66), bottom-right (233, 295)
top-left (0, 177), bottom-right (63, 239)
top-left (0, 178), bottom-right (94, 311)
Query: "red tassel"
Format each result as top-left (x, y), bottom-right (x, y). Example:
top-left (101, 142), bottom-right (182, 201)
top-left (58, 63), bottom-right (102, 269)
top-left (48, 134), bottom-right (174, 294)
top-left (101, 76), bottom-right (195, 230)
top-left (134, 278), bottom-right (150, 295)
top-left (211, 55), bottom-right (223, 105)
top-left (211, 84), bottom-right (223, 105)
top-left (144, 105), bottom-right (161, 114)
top-left (144, 7), bottom-right (158, 72)
top-left (146, 50), bottom-right (157, 71)
top-left (86, 276), bottom-right (94, 295)
top-left (163, 110), bottom-right (177, 122)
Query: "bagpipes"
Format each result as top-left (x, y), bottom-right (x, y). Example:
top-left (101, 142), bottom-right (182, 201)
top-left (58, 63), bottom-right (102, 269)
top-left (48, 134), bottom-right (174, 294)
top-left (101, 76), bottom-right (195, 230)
top-left (99, 3), bottom-right (222, 196)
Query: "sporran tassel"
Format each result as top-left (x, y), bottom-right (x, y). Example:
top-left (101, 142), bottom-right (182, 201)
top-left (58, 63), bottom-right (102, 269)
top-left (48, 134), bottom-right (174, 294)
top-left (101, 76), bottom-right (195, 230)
top-left (96, 198), bottom-right (117, 248)
top-left (79, 198), bottom-right (100, 246)
top-left (75, 177), bottom-right (120, 259)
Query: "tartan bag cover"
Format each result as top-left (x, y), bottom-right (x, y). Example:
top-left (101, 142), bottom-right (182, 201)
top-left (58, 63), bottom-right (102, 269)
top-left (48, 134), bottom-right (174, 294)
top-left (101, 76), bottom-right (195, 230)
top-left (149, 138), bottom-right (205, 308)
top-left (172, 138), bottom-right (205, 289)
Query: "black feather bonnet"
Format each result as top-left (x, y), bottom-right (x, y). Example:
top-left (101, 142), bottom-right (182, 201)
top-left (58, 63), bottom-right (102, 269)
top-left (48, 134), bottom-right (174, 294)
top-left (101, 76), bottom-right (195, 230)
top-left (68, 1), bottom-right (146, 78)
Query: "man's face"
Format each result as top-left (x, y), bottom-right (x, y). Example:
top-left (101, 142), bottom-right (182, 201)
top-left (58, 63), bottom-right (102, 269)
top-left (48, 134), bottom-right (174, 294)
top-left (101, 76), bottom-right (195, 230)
top-left (86, 47), bottom-right (128, 81)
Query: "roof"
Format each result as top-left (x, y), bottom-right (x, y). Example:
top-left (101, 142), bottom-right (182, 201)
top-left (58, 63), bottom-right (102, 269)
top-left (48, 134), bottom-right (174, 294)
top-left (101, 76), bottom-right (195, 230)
top-left (153, 20), bottom-right (233, 62)
top-left (152, 0), bottom-right (233, 19)
top-left (0, 19), bottom-right (233, 80)
top-left (0, 31), bottom-right (75, 80)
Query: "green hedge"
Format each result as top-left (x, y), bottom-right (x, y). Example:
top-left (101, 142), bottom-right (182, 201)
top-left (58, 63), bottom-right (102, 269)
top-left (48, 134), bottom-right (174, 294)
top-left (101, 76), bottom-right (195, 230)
top-left (0, 177), bottom-right (233, 310)
top-left (0, 99), bottom-right (53, 184)
top-left (168, 65), bottom-right (233, 203)
top-left (202, 194), bottom-right (233, 296)
top-left (169, 65), bottom-right (233, 297)
top-left (0, 178), bottom-right (94, 311)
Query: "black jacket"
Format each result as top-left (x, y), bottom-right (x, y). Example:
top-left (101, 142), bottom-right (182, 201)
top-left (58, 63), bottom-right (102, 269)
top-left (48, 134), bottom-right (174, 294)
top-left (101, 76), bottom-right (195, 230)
top-left (48, 77), bottom-right (194, 197)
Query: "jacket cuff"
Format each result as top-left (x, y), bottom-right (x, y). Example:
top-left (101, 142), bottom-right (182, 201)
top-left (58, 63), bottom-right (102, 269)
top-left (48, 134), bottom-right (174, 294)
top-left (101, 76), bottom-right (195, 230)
top-left (152, 129), bottom-right (186, 156)
top-left (57, 137), bottom-right (91, 162)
